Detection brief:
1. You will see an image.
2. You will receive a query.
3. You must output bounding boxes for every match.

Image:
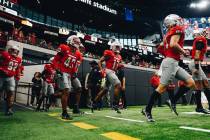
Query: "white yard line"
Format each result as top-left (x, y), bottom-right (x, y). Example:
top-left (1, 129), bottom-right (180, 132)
top-left (105, 116), bottom-right (144, 123)
top-left (181, 112), bottom-right (210, 115)
top-left (180, 126), bottom-right (210, 133)
top-left (84, 112), bottom-right (93, 115)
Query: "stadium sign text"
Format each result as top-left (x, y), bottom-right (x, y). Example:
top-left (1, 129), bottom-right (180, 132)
top-left (0, 0), bottom-right (14, 8)
top-left (74, 0), bottom-right (117, 15)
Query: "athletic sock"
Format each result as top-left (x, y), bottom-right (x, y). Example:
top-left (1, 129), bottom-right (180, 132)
top-left (146, 90), bottom-right (160, 113)
top-left (173, 86), bottom-right (190, 104)
top-left (195, 90), bottom-right (203, 109)
top-left (204, 88), bottom-right (210, 109)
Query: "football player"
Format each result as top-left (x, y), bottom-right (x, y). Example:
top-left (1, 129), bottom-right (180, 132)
top-left (172, 31), bottom-right (210, 113)
top-left (0, 45), bottom-right (22, 116)
top-left (36, 57), bottom-right (56, 112)
top-left (189, 30), bottom-right (210, 112)
top-left (52, 35), bottom-right (83, 120)
top-left (142, 14), bottom-right (196, 122)
top-left (93, 41), bottom-right (123, 113)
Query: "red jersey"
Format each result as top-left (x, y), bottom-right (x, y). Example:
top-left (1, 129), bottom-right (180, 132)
top-left (150, 75), bottom-right (160, 88)
top-left (53, 44), bottom-right (83, 76)
top-left (164, 26), bottom-right (185, 61)
top-left (104, 50), bottom-right (122, 71)
top-left (0, 51), bottom-right (22, 77)
top-left (191, 36), bottom-right (207, 61)
top-left (43, 64), bottom-right (56, 84)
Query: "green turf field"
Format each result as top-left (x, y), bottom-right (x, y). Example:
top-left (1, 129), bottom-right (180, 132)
top-left (0, 105), bottom-right (210, 140)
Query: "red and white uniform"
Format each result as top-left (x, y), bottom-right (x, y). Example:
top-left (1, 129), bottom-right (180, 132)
top-left (164, 26), bottom-right (185, 61)
top-left (43, 64), bottom-right (56, 84)
top-left (53, 44), bottom-right (83, 76)
top-left (189, 36), bottom-right (208, 81)
top-left (159, 26), bottom-right (191, 85)
top-left (104, 50), bottom-right (122, 71)
top-left (0, 51), bottom-right (22, 78)
top-left (191, 36), bottom-right (208, 61)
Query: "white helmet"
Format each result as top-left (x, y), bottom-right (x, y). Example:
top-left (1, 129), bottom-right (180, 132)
top-left (110, 41), bottom-right (123, 53)
top-left (48, 57), bottom-right (54, 63)
top-left (66, 35), bottom-right (82, 49)
top-left (163, 14), bottom-right (183, 29)
top-left (8, 45), bottom-right (20, 57)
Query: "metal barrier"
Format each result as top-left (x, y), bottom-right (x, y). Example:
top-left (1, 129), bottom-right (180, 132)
top-left (14, 81), bottom-right (33, 106)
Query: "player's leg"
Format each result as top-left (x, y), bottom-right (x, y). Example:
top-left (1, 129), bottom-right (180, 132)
top-left (172, 67), bottom-right (196, 113)
top-left (45, 84), bottom-right (54, 111)
top-left (36, 81), bottom-right (47, 111)
top-left (72, 78), bottom-right (83, 114)
top-left (5, 77), bottom-right (16, 116)
top-left (60, 73), bottom-right (72, 120)
top-left (142, 58), bottom-right (177, 121)
top-left (201, 72), bottom-right (210, 110)
top-left (106, 70), bottom-right (121, 113)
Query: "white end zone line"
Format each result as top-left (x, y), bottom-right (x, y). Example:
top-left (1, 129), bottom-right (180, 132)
top-left (105, 116), bottom-right (144, 123)
top-left (180, 126), bottom-right (210, 133)
top-left (181, 112), bottom-right (210, 115)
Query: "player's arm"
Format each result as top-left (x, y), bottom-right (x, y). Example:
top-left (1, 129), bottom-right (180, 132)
top-left (15, 62), bottom-right (22, 81)
top-left (194, 40), bottom-right (205, 70)
top-left (41, 69), bottom-right (47, 80)
top-left (170, 35), bottom-right (185, 55)
top-left (122, 77), bottom-right (126, 91)
top-left (98, 56), bottom-right (105, 72)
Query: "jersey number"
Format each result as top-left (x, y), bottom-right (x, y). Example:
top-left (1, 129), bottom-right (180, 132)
top-left (8, 61), bottom-right (18, 71)
top-left (64, 57), bottom-right (77, 69)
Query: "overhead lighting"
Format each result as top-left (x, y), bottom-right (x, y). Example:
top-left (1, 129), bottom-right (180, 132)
top-left (21, 20), bottom-right (33, 27)
top-left (190, 0), bottom-right (209, 9)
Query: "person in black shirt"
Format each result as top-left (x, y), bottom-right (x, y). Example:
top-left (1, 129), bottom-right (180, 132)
top-left (116, 64), bottom-right (127, 109)
top-left (87, 60), bottom-right (102, 111)
top-left (30, 72), bottom-right (42, 106)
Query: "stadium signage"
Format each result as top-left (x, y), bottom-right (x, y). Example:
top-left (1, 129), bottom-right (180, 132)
top-left (0, 0), bottom-right (14, 8)
top-left (74, 0), bottom-right (117, 15)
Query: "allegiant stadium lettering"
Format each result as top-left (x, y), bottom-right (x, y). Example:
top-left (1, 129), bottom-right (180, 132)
top-left (74, 0), bottom-right (117, 15)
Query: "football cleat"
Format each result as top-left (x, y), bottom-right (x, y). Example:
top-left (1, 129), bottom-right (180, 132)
top-left (141, 109), bottom-right (155, 122)
top-left (195, 108), bottom-right (210, 114)
top-left (61, 112), bottom-right (73, 120)
top-left (113, 105), bottom-right (121, 114)
top-left (73, 105), bottom-right (84, 114)
top-left (165, 100), bottom-right (178, 116)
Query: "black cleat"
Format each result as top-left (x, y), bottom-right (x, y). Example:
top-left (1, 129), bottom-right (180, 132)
top-left (73, 109), bottom-right (84, 114)
top-left (195, 108), bottom-right (210, 114)
top-left (73, 104), bottom-right (84, 114)
top-left (166, 100), bottom-right (178, 116)
top-left (61, 112), bottom-right (73, 120)
top-left (113, 105), bottom-right (121, 114)
top-left (141, 109), bottom-right (155, 122)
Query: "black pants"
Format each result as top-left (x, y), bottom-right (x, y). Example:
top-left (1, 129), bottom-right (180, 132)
top-left (31, 87), bottom-right (41, 105)
top-left (90, 85), bottom-right (101, 108)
